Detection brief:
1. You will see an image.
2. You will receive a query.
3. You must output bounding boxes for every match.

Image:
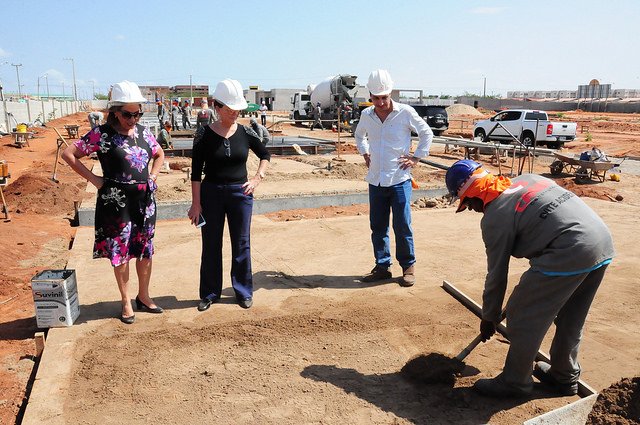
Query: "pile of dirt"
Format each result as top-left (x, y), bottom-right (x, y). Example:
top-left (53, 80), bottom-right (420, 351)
top-left (4, 174), bottom-right (89, 217)
top-left (264, 204), bottom-right (369, 221)
top-left (586, 376), bottom-right (640, 425)
top-left (446, 104), bottom-right (485, 117)
top-left (413, 195), bottom-right (453, 209)
top-left (400, 352), bottom-right (465, 385)
top-left (554, 177), bottom-right (623, 202)
top-left (155, 178), bottom-right (191, 201)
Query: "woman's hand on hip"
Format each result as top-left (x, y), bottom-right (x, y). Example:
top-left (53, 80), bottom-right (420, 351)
top-left (242, 177), bottom-right (261, 195)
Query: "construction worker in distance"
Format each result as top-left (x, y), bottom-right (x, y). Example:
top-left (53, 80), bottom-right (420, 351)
top-left (196, 99), bottom-right (216, 128)
top-left (355, 69), bottom-right (433, 286)
top-left (171, 100), bottom-right (181, 130)
top-left (311, 102), bottom-right (324, 130)
top-left (87, 110), bottom-right (104, 129)
top-left (259, 101), bottom-right (268, 126)
top-left (156, 120), bottom-right (174, 150)
top-left (445, 159), bottom-right (615, 398)
top-left (249, 117), bottom-right (270, 146)
top-left (181, 100), bottom-right (192, 129)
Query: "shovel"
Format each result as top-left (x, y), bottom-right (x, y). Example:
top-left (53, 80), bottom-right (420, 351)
top-left (51, 128), bottom-right (70, 183)
top-left (456, 310), bottom-right (506, 361)
top-left (455, 333), bottom-right (485, 361)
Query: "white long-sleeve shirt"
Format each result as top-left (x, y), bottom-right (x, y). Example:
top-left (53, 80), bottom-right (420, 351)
top-left (355, 101), bottom-right (433, 187)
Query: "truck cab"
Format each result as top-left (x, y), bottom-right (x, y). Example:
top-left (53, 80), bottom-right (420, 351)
top-left (290, 92), bottom-right (311, 121)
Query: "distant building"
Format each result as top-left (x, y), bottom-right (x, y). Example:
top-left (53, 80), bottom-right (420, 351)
top-left (139, 85), bottom-right (209, 102)
top-left (508, 86), bottom-right (640, 100)
top-left (173, 85), bottom-right (208, 97)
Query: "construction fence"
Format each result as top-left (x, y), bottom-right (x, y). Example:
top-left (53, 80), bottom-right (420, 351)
top-left (0, 99), bottom-right (110, 132)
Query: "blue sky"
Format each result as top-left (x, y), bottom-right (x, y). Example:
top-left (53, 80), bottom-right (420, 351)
top-left (0, 0), bottom-right (638, 99)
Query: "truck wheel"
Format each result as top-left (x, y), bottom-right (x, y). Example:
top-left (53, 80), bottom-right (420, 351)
top-left (474, 128), bottom-right (486, 141)
top-left (521, 132), bottom-right (534, 147)
top-left (550, 160), bottom-right (563, 176)
top-left (433, 130), bottom-right (443, 136)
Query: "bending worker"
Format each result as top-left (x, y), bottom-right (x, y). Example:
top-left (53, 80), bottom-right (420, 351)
top-left (157, 120), bottom-right (174, 150)
top-left (249, 118), bottom-right (270, 146)
top-left (445, 159), bottom-right (614, 398)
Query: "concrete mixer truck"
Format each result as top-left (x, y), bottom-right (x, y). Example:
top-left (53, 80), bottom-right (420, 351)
top-left (290, 74), bottom-right (361, 127)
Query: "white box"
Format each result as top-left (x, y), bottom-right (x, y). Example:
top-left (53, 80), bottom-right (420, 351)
top-left (31, 270), bottom-right (80, 328)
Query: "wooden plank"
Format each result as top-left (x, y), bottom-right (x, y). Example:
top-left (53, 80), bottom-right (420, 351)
top-left (35, 332), bottom-right (45, 357)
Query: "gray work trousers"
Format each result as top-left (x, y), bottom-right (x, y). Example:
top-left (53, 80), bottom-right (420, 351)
top-left (500, 264), bottom-right (608, 392)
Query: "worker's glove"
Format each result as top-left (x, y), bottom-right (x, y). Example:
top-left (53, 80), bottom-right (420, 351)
top-left (480, 319), bottom-right (496, 342)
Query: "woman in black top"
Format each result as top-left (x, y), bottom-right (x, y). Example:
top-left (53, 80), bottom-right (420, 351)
top-left (188, 79), bottom-right (270, 311)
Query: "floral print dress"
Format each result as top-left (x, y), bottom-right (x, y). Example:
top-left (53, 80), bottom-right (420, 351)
top-left (74, 124), bottom-right (159, 267)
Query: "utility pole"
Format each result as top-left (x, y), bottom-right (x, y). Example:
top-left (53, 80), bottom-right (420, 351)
top-left (11, 64), bottom-right (22, 97)
top-left (63, 58), bottom-right (78, 101)
top-left (190, 74), bottom-right (193, 105)
top-left (0, 78), bottom-right (10, 131)
top-left (483, 77), bottom-right (486, 98)
top-left (45, 74), bottom-right (50, 99)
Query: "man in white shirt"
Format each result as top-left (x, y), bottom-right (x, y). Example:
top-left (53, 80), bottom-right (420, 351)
top-left (355, 69), bottom-right (433, 286)
top-left (259, 101), bottom-right (268, 126)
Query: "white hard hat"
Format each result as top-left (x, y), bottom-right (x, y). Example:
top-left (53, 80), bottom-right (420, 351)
top-left (367, 69), bottom-right (393, 96)
top-left (212, 79), bottom-right (248, 111)
top-left (109, 81), bottom-right (147, 106)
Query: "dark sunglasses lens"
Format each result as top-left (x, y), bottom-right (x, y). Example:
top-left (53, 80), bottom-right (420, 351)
top-left (122, 111), bottom-right (142, 119)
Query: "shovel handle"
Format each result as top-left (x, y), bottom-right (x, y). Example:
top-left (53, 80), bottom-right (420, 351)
top-left (455, 333), bottom-right (483, 361)
top-left (455, 310), bottom-right (507, 362)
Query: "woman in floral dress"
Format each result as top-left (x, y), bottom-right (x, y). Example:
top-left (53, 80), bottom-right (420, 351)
top-left (62, 81), bottom-right (165, 324)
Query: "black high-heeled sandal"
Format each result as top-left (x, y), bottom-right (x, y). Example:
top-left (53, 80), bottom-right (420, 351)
top-left (120, 314), bottom-right (135, 324)
top-left (135, 296), bottom-right (164, 313)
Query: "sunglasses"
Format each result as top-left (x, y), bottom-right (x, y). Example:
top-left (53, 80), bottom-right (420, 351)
top-left (120, 110), bottom-right (144, 119)
top-left (223, 139), bottom-right (230, 157)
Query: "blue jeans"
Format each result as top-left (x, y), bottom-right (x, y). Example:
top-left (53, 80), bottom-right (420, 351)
top-left (199, 182), bottom-right (253, 301)
top-left (368, 179), bottom-right (415, 270)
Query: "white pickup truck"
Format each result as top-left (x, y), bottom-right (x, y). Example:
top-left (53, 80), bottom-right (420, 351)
top-left (473, 109), bottom-right (577, 149)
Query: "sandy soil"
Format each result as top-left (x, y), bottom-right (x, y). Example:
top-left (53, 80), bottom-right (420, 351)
top-left (1, 110), bottom-right (639, 424)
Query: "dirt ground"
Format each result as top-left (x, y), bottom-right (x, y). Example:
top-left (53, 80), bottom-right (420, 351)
top-left (1, 109), bottom-right (639, 424)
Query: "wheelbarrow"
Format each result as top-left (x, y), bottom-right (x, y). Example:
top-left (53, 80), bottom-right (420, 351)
top-left (550, 152), bottom-right (624, 184)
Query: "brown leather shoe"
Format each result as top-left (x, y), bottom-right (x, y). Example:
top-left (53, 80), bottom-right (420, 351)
top-left (361, 267), bottom-right (392, 282)
top-left (400, 266), bottom-right (416, 287)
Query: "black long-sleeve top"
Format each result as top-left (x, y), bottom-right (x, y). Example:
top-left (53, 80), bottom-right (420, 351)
top-left (191, 124), bottom-right (271, 184)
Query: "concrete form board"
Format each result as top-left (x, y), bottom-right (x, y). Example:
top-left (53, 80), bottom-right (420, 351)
top-left (77, 188), bottom-right (448, 227)
top-left (522, 394), bottom-right (598, 425)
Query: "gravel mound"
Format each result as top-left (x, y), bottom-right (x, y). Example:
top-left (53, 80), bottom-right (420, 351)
top-left (447, 104), bottom-right (484, 117)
